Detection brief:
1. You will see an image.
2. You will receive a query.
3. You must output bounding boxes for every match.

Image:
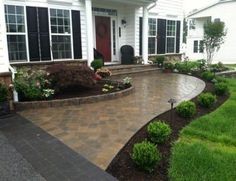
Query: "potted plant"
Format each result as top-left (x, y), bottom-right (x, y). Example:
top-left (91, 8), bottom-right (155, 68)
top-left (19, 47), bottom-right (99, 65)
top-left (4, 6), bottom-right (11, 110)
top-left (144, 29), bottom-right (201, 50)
top-left (163, 63), bottom-right (174, 73)
top-left (0, 83), bottom-right (10, 116)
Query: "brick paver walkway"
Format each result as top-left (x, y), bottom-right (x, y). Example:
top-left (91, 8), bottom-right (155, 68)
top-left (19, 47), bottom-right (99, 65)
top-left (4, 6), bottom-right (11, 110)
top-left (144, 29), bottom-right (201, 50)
top-left (20, 72), bottom-right (205, 169)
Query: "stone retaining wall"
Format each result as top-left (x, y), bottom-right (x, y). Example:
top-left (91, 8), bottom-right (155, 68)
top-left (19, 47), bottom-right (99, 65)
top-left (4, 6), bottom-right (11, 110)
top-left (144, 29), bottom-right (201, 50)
top-left (14, 86), bottom-right (134, 111)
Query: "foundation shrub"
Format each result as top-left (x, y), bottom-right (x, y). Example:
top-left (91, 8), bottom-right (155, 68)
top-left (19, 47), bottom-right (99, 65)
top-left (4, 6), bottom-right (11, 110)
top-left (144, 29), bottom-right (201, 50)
top-left (47, 64), bottom-right (96, 92)
top-left (214, 82), bottom-right (229, 96)
top-left (176, 101), bottom-right (196, 118)
top-left (131, 141), bottom-right (161, 172)
top-left (147, 121), bottom-right (172, 144)
top-left (14, 68), bottom-right (53, 101)
top-left (91, 59), bottom-right (103, 71)
top-left (198, 92), bottom-right (216, 108)
top-left (201, 71), bottom-right (215, 81)
top-left (0, 84), bottom-right (8, 102)
top-left (153, 56), bottom-right (165, 68)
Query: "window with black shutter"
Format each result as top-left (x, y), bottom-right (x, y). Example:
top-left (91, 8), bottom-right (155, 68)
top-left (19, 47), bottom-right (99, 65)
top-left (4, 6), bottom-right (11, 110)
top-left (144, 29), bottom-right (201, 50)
top-left (176, 21), bottom-right (181, 53)
top-left (193, 40), bottom-right (198, 53)
top-left (72, 10), bottom-right (82, 59)
top-left (139, 17), bottom-right (143, 56)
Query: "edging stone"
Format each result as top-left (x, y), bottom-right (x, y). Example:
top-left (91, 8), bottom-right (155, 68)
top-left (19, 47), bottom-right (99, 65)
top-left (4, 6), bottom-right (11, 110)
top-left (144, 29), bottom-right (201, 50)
top-left (14, 86), bottom-right (134, 111)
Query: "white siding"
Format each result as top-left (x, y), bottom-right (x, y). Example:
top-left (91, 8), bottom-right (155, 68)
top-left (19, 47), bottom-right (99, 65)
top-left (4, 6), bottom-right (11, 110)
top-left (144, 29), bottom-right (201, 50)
top-left (187, 1), bottom-right (236, 64)
top-left (0, 0), bottom-right (9, 72)
top-left (134, 0), bottom-right (184, 56)
top-left (2, 0), bottom-right (87, 60)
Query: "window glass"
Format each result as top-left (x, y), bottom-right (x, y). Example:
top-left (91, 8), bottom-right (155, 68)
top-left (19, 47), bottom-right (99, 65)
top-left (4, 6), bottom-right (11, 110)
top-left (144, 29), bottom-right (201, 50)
top-left (199, 40), bottom-right (204, 53)
top-left (166, 20), bottom-right (176, 53)
top-left (148, 18), bottom-right (157, 54)
top-left (194, 40), bottom-right (198, 53)
top-left (50, 9), bottom-right (72, 59)
top-left (5, 5), bottom-right (27, 62)
top-left (167, 37), bottom-right (175, 53)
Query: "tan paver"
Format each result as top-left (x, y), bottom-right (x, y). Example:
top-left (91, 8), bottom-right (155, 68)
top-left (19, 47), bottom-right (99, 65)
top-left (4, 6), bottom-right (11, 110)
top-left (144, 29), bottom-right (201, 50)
top-left (19, 72), bottom-right (205, 169)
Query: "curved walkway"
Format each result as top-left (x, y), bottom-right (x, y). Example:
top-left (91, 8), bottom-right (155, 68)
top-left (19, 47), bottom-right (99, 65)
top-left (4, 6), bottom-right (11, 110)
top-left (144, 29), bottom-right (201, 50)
top-left (20, 72), bottom-right (205, 169)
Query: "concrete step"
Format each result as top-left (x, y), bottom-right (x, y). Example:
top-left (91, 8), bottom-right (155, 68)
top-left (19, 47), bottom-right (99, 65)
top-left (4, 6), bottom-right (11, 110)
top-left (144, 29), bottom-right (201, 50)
top-left (105, 64), bottom-right (161, 76)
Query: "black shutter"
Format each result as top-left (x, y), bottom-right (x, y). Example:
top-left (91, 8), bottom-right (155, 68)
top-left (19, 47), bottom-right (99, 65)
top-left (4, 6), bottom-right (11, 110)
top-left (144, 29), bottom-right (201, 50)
top-left (27, 7), bottom-right (40, 61)
top-left (38, 8), bottom-right (51, 60)
top-left (157, 19), bottom-right (166, 54)
top-left (139, 17), bottom-right (143, 56)
top-left (72, 10), bottom-right (82, 59)
top-left (176, 21), bottom-right (181, 53)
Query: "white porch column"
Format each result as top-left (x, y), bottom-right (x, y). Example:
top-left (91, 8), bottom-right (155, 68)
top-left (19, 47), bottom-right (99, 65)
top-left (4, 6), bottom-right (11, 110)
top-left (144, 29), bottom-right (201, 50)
top-left (142, 5), bottom-right (149, 64)
top-left (85, 0), bottom-right (94, 66)
top-left (0, 0), bottom-right (10, 73)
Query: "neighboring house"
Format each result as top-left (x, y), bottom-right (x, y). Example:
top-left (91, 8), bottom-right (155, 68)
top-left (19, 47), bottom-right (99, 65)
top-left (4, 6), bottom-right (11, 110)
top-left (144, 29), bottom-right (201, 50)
top-left (186, 0), bottom-right (236, 64)
top-left (0, 0), bottom-right (183, 75)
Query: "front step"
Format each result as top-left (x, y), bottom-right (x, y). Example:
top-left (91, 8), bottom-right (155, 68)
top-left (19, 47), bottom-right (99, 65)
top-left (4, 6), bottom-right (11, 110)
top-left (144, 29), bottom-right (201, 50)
top-left (105, 64), bottom-right (162, 76)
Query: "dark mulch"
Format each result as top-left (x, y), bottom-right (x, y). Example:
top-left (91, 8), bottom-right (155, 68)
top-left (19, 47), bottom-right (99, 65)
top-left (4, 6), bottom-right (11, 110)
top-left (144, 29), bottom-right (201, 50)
top-left (106, 79), bottom-right (229, 181)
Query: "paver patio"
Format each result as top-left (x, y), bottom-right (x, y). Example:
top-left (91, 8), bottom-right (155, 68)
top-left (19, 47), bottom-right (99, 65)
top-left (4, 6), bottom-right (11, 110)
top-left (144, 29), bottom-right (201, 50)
top-left (20, 72), bottom-right (205, 169)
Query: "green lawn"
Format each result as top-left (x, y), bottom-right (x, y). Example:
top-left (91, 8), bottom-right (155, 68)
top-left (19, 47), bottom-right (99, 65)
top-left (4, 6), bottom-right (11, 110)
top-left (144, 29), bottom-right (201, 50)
top-left (169, 78), bottom-right (236, 181)
top-left (225, 64), bottom-right (236, 70)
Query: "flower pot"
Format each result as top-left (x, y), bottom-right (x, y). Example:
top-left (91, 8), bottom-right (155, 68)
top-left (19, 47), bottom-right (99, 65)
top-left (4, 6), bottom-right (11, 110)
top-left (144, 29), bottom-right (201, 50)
top-left (0, 101), bottom-right (10, 116)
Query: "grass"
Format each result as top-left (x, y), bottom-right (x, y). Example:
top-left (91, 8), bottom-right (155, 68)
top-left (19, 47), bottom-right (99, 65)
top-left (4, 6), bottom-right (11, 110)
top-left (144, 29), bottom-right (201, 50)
top-left (225, 64), bottom-right (236, 70)
top-left (169, 78), bottom-right (236, 181)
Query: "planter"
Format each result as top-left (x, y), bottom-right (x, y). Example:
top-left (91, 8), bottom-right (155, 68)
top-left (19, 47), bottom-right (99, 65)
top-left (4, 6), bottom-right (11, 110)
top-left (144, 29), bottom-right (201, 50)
top-left (0, 101), bottom-right (10, 117)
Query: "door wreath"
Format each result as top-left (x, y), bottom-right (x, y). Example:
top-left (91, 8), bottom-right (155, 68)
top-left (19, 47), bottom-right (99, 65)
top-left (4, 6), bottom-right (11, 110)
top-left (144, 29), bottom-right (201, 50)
top-left (96, 23), bottom-right (107, 38)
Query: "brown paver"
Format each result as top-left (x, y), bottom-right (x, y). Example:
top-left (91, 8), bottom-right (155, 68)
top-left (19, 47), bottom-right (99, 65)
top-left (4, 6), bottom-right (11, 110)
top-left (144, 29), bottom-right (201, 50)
top-left (19, 72), bottom-right (205, 169)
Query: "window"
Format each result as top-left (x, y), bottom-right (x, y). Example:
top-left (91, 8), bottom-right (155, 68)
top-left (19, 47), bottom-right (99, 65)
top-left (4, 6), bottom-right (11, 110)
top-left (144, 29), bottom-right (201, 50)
top-left (166, 20), bottom-right (176, 53)
top-left (193, 40), bottom-right (204, 53)
top-left (112, 20), bottom-right (116, 56)
top-left (194, 40), bottom-right (198, 53)
top-left (5, 5), bottom-right (27, 62)
top-left (199, 40), bottom-right (204, 53)
top-left (148, 18), bottom-right (157, 54)
top-left (50, 9), bottom-right (72, 59)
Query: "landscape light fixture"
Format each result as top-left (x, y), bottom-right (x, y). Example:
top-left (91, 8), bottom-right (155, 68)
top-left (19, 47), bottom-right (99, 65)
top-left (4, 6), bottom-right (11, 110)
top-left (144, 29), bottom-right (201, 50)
top-left (168, 98), bottom-right (177, 121)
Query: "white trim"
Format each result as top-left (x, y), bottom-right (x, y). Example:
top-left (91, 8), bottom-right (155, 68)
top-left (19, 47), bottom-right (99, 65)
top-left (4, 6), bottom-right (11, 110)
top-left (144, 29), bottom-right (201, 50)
top-left (142, 5), bottom-right (149, 64)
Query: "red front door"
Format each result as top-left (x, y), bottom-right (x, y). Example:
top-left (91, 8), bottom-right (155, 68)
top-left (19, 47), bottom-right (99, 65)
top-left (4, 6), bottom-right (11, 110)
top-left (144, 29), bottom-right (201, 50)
top-left (95, 16), bottom-right (111, 62)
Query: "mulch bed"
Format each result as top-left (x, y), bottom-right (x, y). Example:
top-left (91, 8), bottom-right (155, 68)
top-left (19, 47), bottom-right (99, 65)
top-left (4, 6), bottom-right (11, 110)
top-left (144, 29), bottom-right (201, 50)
top-left (106, 78), bottom-right (229, 181)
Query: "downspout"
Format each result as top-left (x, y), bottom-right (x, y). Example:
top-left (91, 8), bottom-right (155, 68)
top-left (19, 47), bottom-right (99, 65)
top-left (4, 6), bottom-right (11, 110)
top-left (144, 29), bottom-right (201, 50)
top-left (8, 65), bottom-right (18, 102)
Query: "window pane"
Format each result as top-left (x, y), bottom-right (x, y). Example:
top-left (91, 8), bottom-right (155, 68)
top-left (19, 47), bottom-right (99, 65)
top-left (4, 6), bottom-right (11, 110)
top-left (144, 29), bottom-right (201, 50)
top-left (52, 35), bottom-right (71, 59)
top-left (167, 37), bottom-right (175, 53)
top-left (148, 37), bottom-right (156, 54)
top-left (199, 40), bottom-right (204, 53)
top-left (167, 20), bottom-right (176, 36)
top-left (7, 35), bottom-right (27, 62)
top-left (5, 5), bottom-right (25, 33)
top-left (50, 9), bottom-right (70, 34)
top-left (193, 40), bottom-right (198, 53)
top-left (148, 18), bottom-right (156, 36)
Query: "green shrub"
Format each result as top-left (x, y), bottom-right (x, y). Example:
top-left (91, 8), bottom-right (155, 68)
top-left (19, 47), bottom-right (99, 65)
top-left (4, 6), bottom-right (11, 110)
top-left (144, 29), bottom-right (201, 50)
top-left (131, 141), bottom-right (161, 172)
top-left (14, 68), bottom-right (55, 101)
top-left (154, 56), bottom-right (165, 67)
top-left (209, 62), bottom-right (229, 72)
top-left (91, 59), bottom-right (103, 71)
top-left (197, 59), bottom-right (207, 70)
top-left (147, 121), bottom-right (172, 144)
top-left (164, 63), bottom-right (174, 70)
top-left (176, 101), bottom-right (196, 118)
top-left (215, 76), bottom-right (228, 83)
top-left (175, 61), bottom-right (201, 74)
top-left (201, 71), bottom-right (215, 81)
top-left (0, 84), bottom-right (8, 102)
top-left (198, 92), bottom-right (216, 108)
top-left (214, 82), bottom-right (229, 96)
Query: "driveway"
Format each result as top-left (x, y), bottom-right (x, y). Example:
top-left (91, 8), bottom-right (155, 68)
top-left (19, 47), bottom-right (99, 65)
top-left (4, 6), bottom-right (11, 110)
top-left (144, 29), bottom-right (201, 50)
top-left (20, 72), bottom-right (205, 169)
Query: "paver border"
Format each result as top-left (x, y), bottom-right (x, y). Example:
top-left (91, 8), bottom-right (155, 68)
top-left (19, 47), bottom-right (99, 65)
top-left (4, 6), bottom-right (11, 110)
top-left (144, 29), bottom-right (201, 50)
top-left (14, 85), bottom-right (134, 111)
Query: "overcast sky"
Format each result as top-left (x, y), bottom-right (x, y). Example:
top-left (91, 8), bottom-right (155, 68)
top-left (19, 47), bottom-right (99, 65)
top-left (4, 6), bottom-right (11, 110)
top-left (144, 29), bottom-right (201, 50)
top-left (183, 0), bottom-right (218, 14)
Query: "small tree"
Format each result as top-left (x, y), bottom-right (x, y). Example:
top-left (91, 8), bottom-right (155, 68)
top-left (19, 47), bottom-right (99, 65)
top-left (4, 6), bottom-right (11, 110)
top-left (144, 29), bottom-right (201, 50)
top-left (203, 21), bottom-right (226, 64)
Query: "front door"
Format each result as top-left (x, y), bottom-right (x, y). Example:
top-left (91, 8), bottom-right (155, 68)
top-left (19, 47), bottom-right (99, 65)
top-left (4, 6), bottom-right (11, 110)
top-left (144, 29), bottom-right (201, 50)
top-left (95, 16), bottom-right (111, 62)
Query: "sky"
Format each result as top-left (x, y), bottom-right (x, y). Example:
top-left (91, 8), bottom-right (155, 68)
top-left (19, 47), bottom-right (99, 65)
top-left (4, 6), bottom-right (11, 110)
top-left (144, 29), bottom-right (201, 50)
top-left (183, 0), bottom-right (218, 14)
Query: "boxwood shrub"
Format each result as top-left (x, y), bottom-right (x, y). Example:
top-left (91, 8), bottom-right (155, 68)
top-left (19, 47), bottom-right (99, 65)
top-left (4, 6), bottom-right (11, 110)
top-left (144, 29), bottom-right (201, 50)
top-left (198, 92), bottom-right (216, 108)
top-left (147, 121), bottom-right (172, 144)
top-left (0, 84), bottom-right (8, 102)
top-left (176, 101), bottom-right (196, 118)
top-left (131, 141), bottom-right (161, 172)
top-left (214, 82), bottom-right (229, 96)
top-left (201, 71), bottom-right (215, 81)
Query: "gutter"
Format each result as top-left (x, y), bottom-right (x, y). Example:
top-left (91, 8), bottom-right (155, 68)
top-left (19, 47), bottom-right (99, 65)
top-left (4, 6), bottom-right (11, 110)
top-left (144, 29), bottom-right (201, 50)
top-left (148, 0), bottom-right (158, 10)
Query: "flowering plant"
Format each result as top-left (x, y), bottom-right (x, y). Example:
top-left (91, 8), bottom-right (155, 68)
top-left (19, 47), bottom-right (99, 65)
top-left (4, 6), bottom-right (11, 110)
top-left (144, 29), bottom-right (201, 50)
top-left (123, 77), bottom-right (132, 86)
top-left (96, 68), bottom-right (112, 78)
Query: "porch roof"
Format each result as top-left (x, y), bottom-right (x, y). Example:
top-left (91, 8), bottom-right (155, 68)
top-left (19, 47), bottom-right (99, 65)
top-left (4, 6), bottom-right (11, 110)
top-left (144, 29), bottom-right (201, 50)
top-left (105, 0), bottom-right (156, 6)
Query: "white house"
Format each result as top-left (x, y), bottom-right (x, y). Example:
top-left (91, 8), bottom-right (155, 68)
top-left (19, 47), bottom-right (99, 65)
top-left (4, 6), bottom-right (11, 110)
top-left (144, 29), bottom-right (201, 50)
top-left (186, 0), bottom-right (236, 64)
top-left (0, 0), bottom-right (183, 77)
